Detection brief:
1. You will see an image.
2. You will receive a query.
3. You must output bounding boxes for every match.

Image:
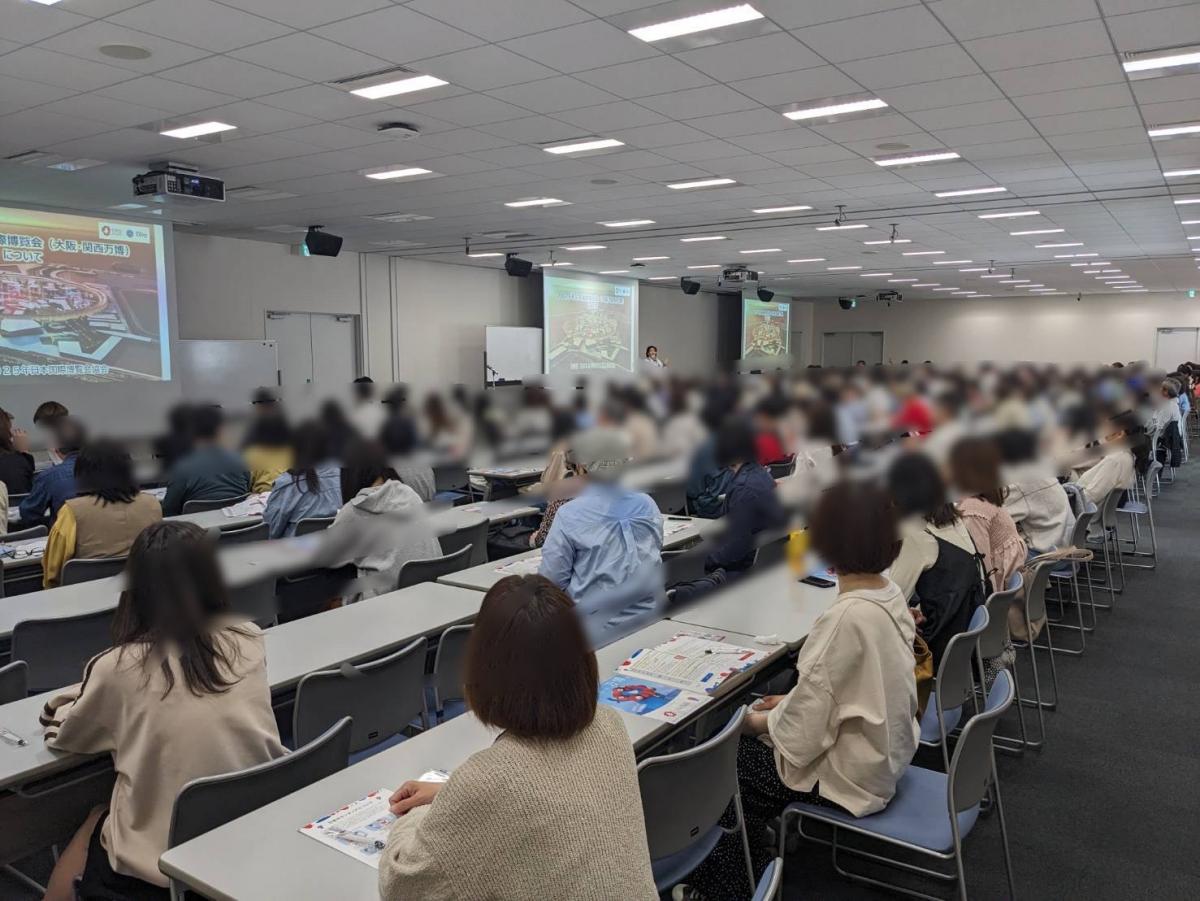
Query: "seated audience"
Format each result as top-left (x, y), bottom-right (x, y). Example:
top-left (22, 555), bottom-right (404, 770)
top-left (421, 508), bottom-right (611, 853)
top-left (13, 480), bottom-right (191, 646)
top-left (379, 575), bottom-right (656, 900)
top-left (241, 411), bottom-right (293, 494)
top-left (682, 481), bottom-right (919, 900)
top-left (152, 403), bottom-right (195, 475)
top-left (32, 399), bottom-right (69, 464)
top-left (161, 406), bottom-right (251, 516)
top-left (686, 403), bottom-right (733, 518)
top-left (262, 422), bottom-right (341, 539)
top-left (0, 481), bottom-right (6, 537)
top-left (1074, 411), bottom-right (1151, 511)
top-left (888, 452), bottom-right (988, 666)
top-left (320, 399), bottom-right (359, 460)
top-left (41, 521), bottom-right (286, 901)
top-left (661, 385), bottom-right (706, 459)
top-left (539, 429), bottom-right (663, 645)
top-left (995, 428), bottom-right (1076, 554)
top-left (0, 406), bottom-right (35, 496)
top-left (349, 376), bottom-right (385, 439)
top-left (380, 411), bottom-right (435, 503)
top-left (753, 397), bottom-right (790, 466)
top-left (314, 441), bottom-right (441, 599)
top-left (622, 388), bottom-right (660, 461)
top-left (42, 439), bottom-right (162, 587)
top-left (19, 417), bottom-right (85, 524)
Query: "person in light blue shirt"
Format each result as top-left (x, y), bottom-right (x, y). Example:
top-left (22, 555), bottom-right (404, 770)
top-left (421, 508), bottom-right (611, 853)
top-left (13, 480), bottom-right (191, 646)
top-left (539, 428), bottom-right (663, 647)
top-left (262, 421), bottom-right (342, 538)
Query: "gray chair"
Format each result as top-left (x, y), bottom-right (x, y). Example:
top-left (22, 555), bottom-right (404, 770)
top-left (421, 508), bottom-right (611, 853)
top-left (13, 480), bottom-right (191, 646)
top-left (649, 481), bottom-right (689, 516)
top-left (396, 544), bottom-right (473, 589)
top-left (0, 660), bottom-right (28, 703)
top-left (431, 624), bottom-right (472, 722)
top-left (977, 572), bottom-right (1029, 754)
top-left (293, 638), bottom-right (428, 755)
top-left (181, 494), bottom-right (249, 515)
top-left (439, 517), bottom-right (489, 567)
top-left (752, 531), bottom-right (789, 568)
top-left (1016, 561), bottom-right (1059, 749)
top-left (767, 458), bottom-right (796, 479)
top-left (663, 548), bottom-right (708, 587)
top-left (60, 555), bottom-right (127, 586)
top-left (433, 461), bottom-right (469, 494)
top-left (637, 706), bottom-right (755, 895)
top-left (217, 521), bottom-right (268, 545)
top-left (11, 609), bottom-right (114, 694)
top-left (295, 516), bottom-right (335, 536)
top-left (166, 717), bottom-right (352, 901)
top-left (228, 576), bottom-right (279, 628)
top-left (753, 858), bottom-right (783, 901)
top-left (919, 606), bottom-right (988, 771)
top-left (1117, 461), bottom-right (1160, 570)
top-left (3, 524), bottom-right (48, 542)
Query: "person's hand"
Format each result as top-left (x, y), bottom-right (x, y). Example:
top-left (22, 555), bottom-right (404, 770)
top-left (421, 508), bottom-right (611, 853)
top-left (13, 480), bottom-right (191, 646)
top-left (909, 606), bottom-right (926, 628)
top-left (11, 428), bottom-right (29, 453)
top-left (752, 694), bottom-right (785, 712)
top-left (389, 781), bottom-right (443, 816)
top-left (741, 711), bottom-right (770, 736)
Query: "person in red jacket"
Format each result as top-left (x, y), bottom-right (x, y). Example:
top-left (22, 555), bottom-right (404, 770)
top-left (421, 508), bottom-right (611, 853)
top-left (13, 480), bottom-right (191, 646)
top-left (891, 379), bottom-right (934, 436)
top-left (753, 398), bottom-right (790, 466)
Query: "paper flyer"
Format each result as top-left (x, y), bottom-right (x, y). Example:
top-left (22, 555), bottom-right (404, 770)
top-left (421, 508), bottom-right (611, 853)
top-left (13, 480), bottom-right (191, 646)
top-left (0, 537), bottom-right (48, 559)
top-left (493, 555), bottom-right (542, 576)
top-left (598, 674), bottom-right (711, 721)
top-left (221, 491), bottom-right (271, 517)
top-left (663, 518), bottom-right (694, 538)
top-left (300, 789), bottom-right (396, 868)
top-left (617, 633), bottom-right (768, 695)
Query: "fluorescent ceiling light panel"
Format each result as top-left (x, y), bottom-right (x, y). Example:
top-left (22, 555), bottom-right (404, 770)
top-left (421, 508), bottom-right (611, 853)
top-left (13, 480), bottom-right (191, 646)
top-left (544, 138), bottom-right (624, 155)
top-left (468, 252), bottom-right (503, 258)
top-left (860, 272), bottom-right (893, 277)
top-left (933, 287), bottom-right (959, 292)
top-left (902, 250), bottom-right (945, 256)
top-left (629, 4), bottom-right (763, 42)
top-left (934, 186), bottom-right (1007, 197)
top-left (816, 223), bottom-right (868, 231)
top-left (1124, 50), bottom-right (1200, 73)
top-left (912, 283), bottom-right (940, 287)
top-left (504, 197), bottom-right (567, 207)
top-left (752, 205), bottom-right (812, 213)
top-left (687, 264), bottom-right (721, 269)
top-left (783, 97), bottom-right (887, 121)
top-left (666, 177), bottom-right (736, 190)
top-left (561, 244), bottom-right (606, 250)
top-left (934, 259), bottom-right (973, 265)
top-left (1149, 123), bottom-right (1200, 137)
top-left (648, 276), bottom-right (676, 280)
top-left (350, 74), bottom-right (447, 100)
top-left (600, 269), bottom-right (629, 274)
top-left (1101, 269), bottom-right (1124, 273)
top-left (827, 265), bottom-right (862, 270)
top-left (1011, 228), bottom-right (1065, 235)
top-left (160, 121), bottom-right (236, 139)
top-left (739, 248), bottom-right (780, 254)
top-left (889, 278), bottom-right (918, 282)
top-left (364, 166), bottom-right (434, 180)
top-left (978, 210), bottom-right (1040, 219)
top-left (600, 219), bottom-right (654, 227)
top-left (787, 257), bottom-right (825, 263)
top-left (681, 235), bottom-right (726, 242)
top-left (874, 151), bottom-right (960, 167)
top-left (1164, 169), bottom-right (1200, 178)
top-left (1182, 219), bottom-right (1200, 225)
top-left (959, 267), bottom-right (989, 272)
top-left (1175, 198), bottom-right (1200, 205)
top-left (1037, 242), bottom-right (1084, 248)
top-left (544, 261), bottom-right (573, 267)
top-left (633, 255), bottom-right (669, 261)
top-left (980, 274), bottom-right (1009, 279)
top-left (863, 239), bottom-right (911, 245)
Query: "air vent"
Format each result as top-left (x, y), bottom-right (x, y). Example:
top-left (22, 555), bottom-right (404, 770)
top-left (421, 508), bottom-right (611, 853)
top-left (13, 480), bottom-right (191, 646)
top-left (254, 225), bottom-right (308, 234)
top-left (227, 186), bottom-right (298, 201)
top-left (5, 150), bottom-right (65, 166)
top-left (367, 212), bottom-right (433, 223)
top-left (328, 64), bottom-right (418, 88)
top-left (474, 231), bottom-right (535, 240)
top-left (370, 239), bottom-right (425, 247)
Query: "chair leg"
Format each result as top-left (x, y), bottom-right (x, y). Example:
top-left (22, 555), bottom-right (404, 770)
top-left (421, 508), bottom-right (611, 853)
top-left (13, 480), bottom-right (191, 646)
top-left (733, 790), bottom-right (756, 896)
top-left (991, 756), bottom-right (1018, 901)
top-left (2, 865), bottom-right (47, 895)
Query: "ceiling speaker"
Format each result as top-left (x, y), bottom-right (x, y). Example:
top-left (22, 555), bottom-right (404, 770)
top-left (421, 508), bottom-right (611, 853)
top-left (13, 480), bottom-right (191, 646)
top-left (680, 278), bottom-right (701, 295)
top-left (504, 255), bottom-right (533, 277)
top-left (304, 226), bottom-right (343, 257)
top-left (757, 288), bottom-right (775, 302)
top-left (838, 297), bottom-right (857, 310)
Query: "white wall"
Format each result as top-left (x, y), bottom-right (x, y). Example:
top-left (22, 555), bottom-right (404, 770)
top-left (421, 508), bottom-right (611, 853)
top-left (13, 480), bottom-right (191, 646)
top-left (809, 292), bottom-right (1200, 366)
top-left (638, 283), bottom-right (720, 375)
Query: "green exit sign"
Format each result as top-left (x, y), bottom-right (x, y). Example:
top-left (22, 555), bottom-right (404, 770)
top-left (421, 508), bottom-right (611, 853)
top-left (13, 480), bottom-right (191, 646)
top-left (1190, 289), bottom-right (1197, 298)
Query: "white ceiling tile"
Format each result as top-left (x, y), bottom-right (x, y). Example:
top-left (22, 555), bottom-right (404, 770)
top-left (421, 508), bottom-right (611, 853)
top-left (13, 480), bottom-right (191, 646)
top-left (500, 20), bottom-right (659, 73)
top-left (312, 6), bottom-right (484, 65)
top-left (212, 156), bottom-right (344, 185)
top-left (95, 75), bottom-right (238, 113)
top-left (189, 100), bottom-right (322, 136)
top-left (576, 57), bottom-right (714, 99)
top-left (686, 108), bottom-right (796, 138)
top-left (882, 74), bottom-right (1004, 112)
top-left (212, 133), bottom-right (327, 165)
top-left (908, 99), bottom-right (1024, 131)
top-left (415, 44), bottom-right (559, 91)
top-left (467, 145), bottom-right (551, 167)
top-left (990, 55), bottom-right (1126, 96)
top-left (3, 2), bottom-right (91, 44)
top-left (0, 47), bottom-right (137, 91)
top-left (654, 140), bottom-right (745, 163)
top-left (38, 127), bottom-right (183, 161)
top-left (1013, 84), bottom-right (1137, 118)
top-left (611, 121), bottom-right (712, 148)
top-left (257, 86), bottom-right (396, 123)
top-left (964, 21), bottom-right (1115, 71)
top-left (35, 20), bottom-right (211, 73)
top-left (839, 44), bottom-right (981, 89)
top-left (937, 120), bottom-right (1041, 146)
top-left (554, 100), bottom-right (667, 131)
top-left (731, 66), bottom-right (864, 106)
top-left (672, 32), bottom-right (826, 81)
top-left (791, 7), bottom-right (955, 63)
top-left (0, 108), bottom-right (111, 156)
top-left (961, 137), bottom-right (1053, 159)
top-left (38, 94), bottom-right (170, 128)
top-left (589, 148), bottom-right (676, 169)
top-left (0, 75), bottom-right (75, 117)
top-left (638, 85), bottom-right (758, 119)
top-left (487, 76), bottom-right (620, 113)
top-left (757, 0), bottom-right (919, 30)
top-left (1031, 107), bottom-right (1145, 136)
top-left (732, 129), bottom-right (839, 154)
top-left (927, 0), bottom-right (1098, 40)
top-left (407, 0), bottom-right (593, 41)
top-left (812, 113), bottom-right (930, 143)
top-left (215, 0), bottom-right (393, 29)
top-left (159, 56), bottom-right (307, 99)
top-left (1132, 71), bottom-right (1200, 105)
top-left (228, 33), bottom-right (389, 82)
top-left (405, 94), bottom-right (535, 127)
top-left (1141, 97), bottom-right (1200, 124)
top-left (414, 128), bottom-right (516, 154)
top-left (109, 0), bottom-right (293, 52)
top-left (479, 115), bottom-right (594, 144)
top-left (1106, 5), bottom-right (1200, 51)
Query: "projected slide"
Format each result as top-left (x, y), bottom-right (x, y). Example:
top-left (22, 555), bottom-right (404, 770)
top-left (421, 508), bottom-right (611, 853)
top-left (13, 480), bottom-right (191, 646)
top-left (544, 272), bottom-right (638, 374)
top-left (0, 205), bottom-right (170, 383)
top-left (741, 298), bottom-right (790, 358)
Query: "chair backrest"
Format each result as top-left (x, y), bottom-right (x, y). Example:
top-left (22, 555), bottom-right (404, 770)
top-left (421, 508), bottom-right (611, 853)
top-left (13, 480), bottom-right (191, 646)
top-left (936, 605), bottom-right (989, 712)
top-left (978, 572), bottom-right (1023, 659)
top-left (649, 481), bottom-right (688, 516)
top-left (293, 638), bottom-right (427, 753)
top-left (767, 458), bottom-right (796, 480)
top-left (752, 858), bottom-right (784, 901)
top-left (295, 516), bottom-right (335, 536)
top-left (218, 521), bottom-right (269, 546)
top-left (438, 517), bottom-right (488, 567)
top-left (182, 494), bottom-right (249, 515)
top-left (432, 624), bottom-right (473, 710)
top-left (433, 461), bottom-right (469, 494)
top-left (662, 548), bottom-right (707, 586)
top-left (1023, 560), bottom-right (1054, 623)
top-left (753, 530), bottom-right (789, 568)
top-left (11, 609), bottom-right (114, 694)
top-left (7, 492), bottom-right (28, 507)
top-left (228, 577), bottom-right (279, 628)
top-left (4, 524), bottom-right (48, 542)
top-left (948, 671), bottom-right (1014, 814)
top-left (168, 717), bottom-right (351, 849)
top-left (1068, 509), bottom-right (1094, 549)
top-left (0, 660), bottom-right (28, 704)
top-left (1099, 488), bottom-right (1123, 528)
top-left (638, 706), bottom-right (745, 860)
top-left (60, 555), bottom-right (127, 586)
top-left (396, 544), bottom-right (473, 589)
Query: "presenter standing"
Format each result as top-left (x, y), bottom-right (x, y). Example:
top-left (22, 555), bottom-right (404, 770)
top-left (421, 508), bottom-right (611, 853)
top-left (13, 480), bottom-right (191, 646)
top-left (644, 345), bottom-right (667, 369)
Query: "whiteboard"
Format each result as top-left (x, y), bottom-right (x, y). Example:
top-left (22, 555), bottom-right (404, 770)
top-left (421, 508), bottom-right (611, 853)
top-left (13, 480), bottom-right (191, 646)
top-left (485, 326), bottom-right (543, 385)
top-left (177, 339), bottom-right (278, 408)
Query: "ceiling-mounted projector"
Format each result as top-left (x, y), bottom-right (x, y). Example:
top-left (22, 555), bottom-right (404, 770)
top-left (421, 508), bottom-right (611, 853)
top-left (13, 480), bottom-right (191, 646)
top-left (133, 161), bottom-right (224, 201)
top-left (717, 266), bottom-right (759, 288)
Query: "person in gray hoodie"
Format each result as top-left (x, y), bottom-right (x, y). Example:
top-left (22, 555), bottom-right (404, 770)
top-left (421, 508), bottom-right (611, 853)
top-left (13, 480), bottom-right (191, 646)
top-left (313, 440), bottom-right (442, 599)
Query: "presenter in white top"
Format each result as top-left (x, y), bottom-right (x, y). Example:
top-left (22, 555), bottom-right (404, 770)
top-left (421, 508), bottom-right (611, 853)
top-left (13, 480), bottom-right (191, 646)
top-left (644, 345), bottom-right (667, 369)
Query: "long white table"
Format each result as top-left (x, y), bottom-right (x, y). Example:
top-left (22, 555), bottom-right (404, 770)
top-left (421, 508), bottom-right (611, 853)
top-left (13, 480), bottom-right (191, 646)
top-left (157, 618), bottom-right (783, 900)
top-left (0, 581), bottom-right (485, 792)
top-left (435, 516), bottom-right (721, 592)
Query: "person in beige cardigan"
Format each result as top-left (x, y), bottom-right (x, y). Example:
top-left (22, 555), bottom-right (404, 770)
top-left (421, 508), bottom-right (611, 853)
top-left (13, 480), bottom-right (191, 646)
top-left (378, 575), bottom-right (657, 901)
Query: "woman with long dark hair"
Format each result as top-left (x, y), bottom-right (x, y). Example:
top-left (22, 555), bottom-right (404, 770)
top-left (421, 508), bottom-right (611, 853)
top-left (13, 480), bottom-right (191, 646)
top-left (41, 439), bottom-right (162, 587)
top-left (261, 421), bottom-right (341, 538)
top-left (0, 405), bottom-right (35, 497)
top-left (42, 521), bottom-right (285, 901)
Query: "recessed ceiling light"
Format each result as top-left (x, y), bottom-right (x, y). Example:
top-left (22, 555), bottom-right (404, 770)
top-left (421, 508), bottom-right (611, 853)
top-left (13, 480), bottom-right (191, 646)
top-left (827, 265), bottom-right (862, 270)
top-left (1082, 269), bottom-right (1102, 274)
top-left (1037, 242), bottom-right (1084, 248)
top-left (783, 97), bottom-right (888, 121)
top-left (544, 138), bottom-right (624, 155)
top-left (633, 255), bottom-right (669, 261)
top-left (980, 274), bottom-right (1009, 279)
top-left (504, 197), bottom-right (568, 207)
top-left (688, 264), bottom-right (721, 269)
top-left (1149, 123), bottom-right (1200, 137)
top-left (1182, 219), bottom-right (1200, 225)
top-left (971, 294), bottom-right (993, 298)
top-left (860, 272), bottom-right (893, 277)
top-left (680, 235), bottom-right (726, 242)
top-left (934, 259), bottom-right (973, 265)
top-left (47, 158), bottom-right (106, 171)
top-left (1011, 228), bottom-right (1065, 235)
top-left (561, 244), bottom-right (606, 251)
top-left (1175, 198), bottom-right (1200, 205)
top-left (912, 283), bottom-right (940, 287)
top-left (365, 166), bottom-right (435, 180)
top-left (543, 261), bottom-right (573, 267)
top-left (902, 250), bottom-right (945, 256)
top-left (468, 252), bottom-right (504, 258)
top-left (739, 247), bottom-right (780, 254)
top-left (999, 279), bottom-right (1029, 284)
top-left (100, 44), bottom-right (152, 60)
top-left (1164, 169), bottom-right (1200, 178)
top-left (1100, 269), bottom-right (1124, 273)
top-left (864, 238), bottom-right (911, 245)
top-left (934, 186), bottom-right (1007, 197)
top-left (979, 210), bottom-right (1040, 219)
top-left (787, 257), bottom-right (825, 263)
top-left (349, 74), bottom-right (448, 100)
top-left (599, 219), bottom-right (655, 227)
top-left (599, 269), bottom-right (630, 274)
top-left (888, 278), bottom-right (919, 282)
top-left (109, 202), bottom-right (146, 210)
top-left (816, 223), bottom-right (869, 231)
top-left (1124, 49), bottom-right (1200, 73)
top-left (874, 150), bottom-right (960, 167)
top-left (160, 121), bottom-right (236, 139)
top-left (933, 287), bottom-right (960, 292)
top-left (959, 267), bottom-right (989, 272)
top-left (1118, 288), bottom-right (1149, 292)
top-left (752, 205), bottom-right (812, 214)
top-left (647, 276), bottom-right (676, 280)
top-left (629, 4), bottom-right (764, 42)
top-left (666, 177), bottom-right (737, 190)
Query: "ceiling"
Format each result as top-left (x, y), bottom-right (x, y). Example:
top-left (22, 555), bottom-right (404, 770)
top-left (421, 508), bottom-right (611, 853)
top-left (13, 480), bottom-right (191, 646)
top-left (1, 0), bottom-right (1199, 300)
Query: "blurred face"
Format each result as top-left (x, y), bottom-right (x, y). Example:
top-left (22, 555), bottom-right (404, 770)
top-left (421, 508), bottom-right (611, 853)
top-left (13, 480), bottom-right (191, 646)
top-left (647, 347), bottom-right (658, 360)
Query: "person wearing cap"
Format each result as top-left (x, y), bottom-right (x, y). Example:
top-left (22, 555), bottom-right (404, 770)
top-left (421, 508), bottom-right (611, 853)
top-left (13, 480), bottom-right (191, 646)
top-left (538, 428), bottom-right (663, 646)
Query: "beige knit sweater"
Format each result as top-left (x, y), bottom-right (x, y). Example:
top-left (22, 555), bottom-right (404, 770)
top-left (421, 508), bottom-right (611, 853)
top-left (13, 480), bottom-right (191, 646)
top-left (379, 705), bottom-right (658, 901)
